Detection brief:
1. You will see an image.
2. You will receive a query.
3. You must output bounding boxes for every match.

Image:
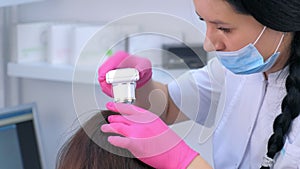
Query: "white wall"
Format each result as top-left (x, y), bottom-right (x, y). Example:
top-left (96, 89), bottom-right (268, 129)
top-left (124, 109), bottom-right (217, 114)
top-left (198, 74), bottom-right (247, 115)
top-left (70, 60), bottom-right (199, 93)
top-left (4, 1), bottom-right (212, 169)
top-left (18, 0), bottom-right (197, 23)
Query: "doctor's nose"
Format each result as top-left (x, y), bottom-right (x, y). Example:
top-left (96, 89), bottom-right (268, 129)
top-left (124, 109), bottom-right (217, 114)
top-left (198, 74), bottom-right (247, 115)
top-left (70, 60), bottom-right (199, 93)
top-left (203, 32), bottom-right (225, 52)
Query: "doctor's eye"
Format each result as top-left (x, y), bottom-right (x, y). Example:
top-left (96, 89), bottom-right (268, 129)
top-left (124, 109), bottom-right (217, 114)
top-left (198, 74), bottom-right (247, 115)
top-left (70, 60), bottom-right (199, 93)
top-left (218, 27), bottom-right (231, 33)
top-left (195, 11), bottom-right (204, 21)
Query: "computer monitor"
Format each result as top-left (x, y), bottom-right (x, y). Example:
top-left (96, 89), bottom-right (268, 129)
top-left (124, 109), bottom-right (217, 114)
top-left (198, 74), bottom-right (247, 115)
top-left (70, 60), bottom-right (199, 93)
top-left (0, 103), bottom-right (45, 169)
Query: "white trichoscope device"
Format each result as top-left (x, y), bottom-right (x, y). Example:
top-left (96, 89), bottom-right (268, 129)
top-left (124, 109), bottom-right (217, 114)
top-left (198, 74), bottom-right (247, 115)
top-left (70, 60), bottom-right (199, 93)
top-left (106, 68), bottom-right (140, 104)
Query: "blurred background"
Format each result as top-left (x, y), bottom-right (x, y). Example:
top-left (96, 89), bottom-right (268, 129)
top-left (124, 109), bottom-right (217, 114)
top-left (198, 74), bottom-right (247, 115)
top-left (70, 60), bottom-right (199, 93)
top-left (0, 0), bottom-right (212, 169)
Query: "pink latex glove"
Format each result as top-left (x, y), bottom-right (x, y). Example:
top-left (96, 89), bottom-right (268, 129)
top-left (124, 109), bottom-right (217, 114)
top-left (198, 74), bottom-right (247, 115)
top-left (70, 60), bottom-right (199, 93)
top-left (101, 102), bottom-right (199, 169)
top-left (98, 51), bottom-right (152, 97)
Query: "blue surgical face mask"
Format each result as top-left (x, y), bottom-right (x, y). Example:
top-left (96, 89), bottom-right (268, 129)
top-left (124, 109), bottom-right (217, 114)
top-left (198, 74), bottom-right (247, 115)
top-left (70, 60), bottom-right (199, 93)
top-left (216, 26), bottom-right (285, 75)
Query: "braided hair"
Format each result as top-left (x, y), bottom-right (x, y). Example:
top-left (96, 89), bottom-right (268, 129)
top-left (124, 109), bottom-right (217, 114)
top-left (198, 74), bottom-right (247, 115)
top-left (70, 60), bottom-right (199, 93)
top-left (226, 0), bottom-right (300, 168)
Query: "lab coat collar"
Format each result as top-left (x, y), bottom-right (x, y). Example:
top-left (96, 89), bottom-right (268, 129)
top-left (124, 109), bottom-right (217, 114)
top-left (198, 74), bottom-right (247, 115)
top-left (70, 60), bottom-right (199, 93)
top-left (266, 66), bottom-right (289, 87)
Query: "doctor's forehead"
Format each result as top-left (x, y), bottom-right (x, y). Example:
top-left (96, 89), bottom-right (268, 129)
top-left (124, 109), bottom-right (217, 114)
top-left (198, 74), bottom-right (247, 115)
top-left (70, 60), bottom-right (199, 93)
top-left (193, 0), bottom-right (241, 22)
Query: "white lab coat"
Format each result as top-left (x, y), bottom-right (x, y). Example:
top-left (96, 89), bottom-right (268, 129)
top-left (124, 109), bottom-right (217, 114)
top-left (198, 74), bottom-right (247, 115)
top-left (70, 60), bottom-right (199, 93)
top-left (168, 58), bottom-right (300, 169)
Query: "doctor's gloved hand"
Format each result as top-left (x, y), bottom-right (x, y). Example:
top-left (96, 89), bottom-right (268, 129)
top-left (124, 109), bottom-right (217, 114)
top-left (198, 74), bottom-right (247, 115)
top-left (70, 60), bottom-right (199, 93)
top-left (101, 102), bottom-right (199, 169)
top-left (98, 51), bottom-right (152, 97)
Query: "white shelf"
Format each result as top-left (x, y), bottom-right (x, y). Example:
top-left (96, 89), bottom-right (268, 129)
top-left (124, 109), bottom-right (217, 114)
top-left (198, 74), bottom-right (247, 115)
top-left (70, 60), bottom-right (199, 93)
top-left (7, 62), bottom-right (98, 84)
top-left (7, 62), bottom-right (189, 84)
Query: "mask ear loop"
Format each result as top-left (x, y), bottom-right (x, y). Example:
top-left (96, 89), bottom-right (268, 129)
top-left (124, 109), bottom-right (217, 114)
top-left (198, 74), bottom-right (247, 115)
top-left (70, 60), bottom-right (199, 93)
top-left (273, 32), bottom-right (285, 54)
top-left (253, 26), bottom-right (267, 45)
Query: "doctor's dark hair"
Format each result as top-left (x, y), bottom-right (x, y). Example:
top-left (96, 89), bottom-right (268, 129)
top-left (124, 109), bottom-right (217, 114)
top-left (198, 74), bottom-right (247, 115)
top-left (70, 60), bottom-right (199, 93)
top-left (56, 110), bottom-right (154, 169)
top-left (226, 0), bottom-right (300, 168)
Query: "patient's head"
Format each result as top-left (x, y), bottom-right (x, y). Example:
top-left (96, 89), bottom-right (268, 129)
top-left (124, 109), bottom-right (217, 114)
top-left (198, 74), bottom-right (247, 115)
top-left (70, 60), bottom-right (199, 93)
top-left (56, 110), bottom-right (154, 169)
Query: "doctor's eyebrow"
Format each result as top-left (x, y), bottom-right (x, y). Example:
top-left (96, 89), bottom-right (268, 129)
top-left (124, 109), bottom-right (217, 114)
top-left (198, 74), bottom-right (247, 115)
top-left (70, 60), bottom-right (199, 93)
top-left (195, 11), bottom-right (231, 25)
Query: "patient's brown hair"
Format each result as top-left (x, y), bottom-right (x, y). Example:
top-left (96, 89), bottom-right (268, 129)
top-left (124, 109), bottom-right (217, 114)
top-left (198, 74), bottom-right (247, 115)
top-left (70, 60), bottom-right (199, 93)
top-left (56, 110), bottom-right (154, 169)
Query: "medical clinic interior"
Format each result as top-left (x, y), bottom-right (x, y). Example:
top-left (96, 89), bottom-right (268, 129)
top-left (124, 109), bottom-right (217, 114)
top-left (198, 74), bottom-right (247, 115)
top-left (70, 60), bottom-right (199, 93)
top-left (0, 0), bottom-right (214, 169)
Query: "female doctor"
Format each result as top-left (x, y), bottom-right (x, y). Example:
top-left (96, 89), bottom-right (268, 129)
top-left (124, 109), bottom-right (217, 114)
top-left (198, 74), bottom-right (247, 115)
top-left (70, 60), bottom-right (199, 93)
top-left (98, 0), bottom-right (300, 168)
